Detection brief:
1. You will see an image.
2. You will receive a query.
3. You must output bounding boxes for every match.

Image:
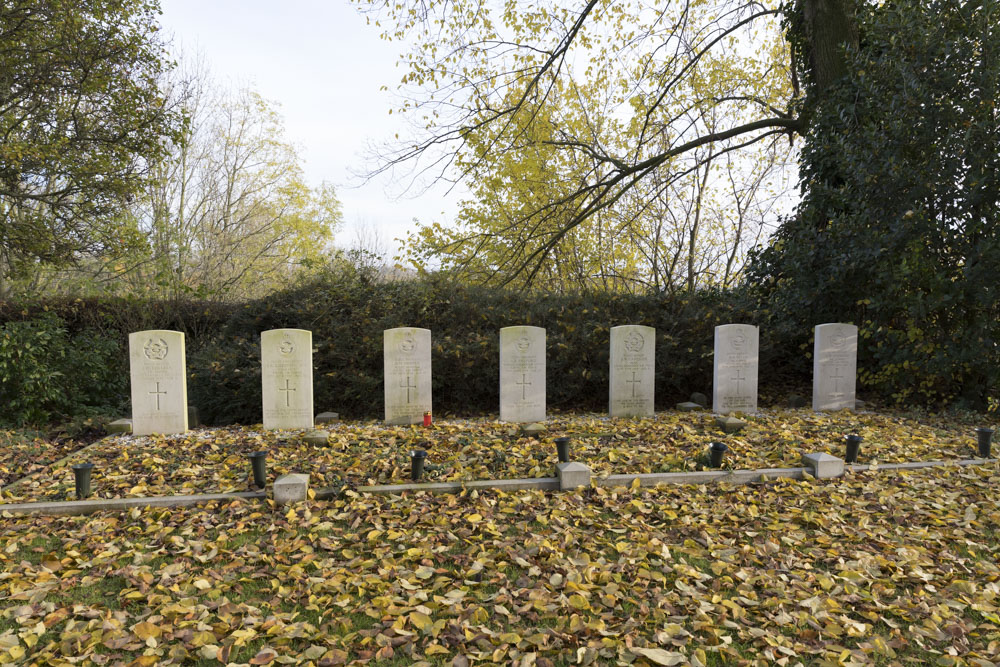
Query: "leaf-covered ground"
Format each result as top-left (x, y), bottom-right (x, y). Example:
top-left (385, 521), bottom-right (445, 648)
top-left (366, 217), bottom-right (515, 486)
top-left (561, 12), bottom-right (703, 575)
top-left (0, 409), bottom-right (988, 503)
top-left (0, 430), bottom-right (96, 489)
top-left (2, 463), bottom-right (1000, 665)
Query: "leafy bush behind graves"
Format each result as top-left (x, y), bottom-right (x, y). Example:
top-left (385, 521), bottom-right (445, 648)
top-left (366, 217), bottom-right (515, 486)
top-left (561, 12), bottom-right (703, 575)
top-left (186, 269), bottom-right (777, 424)
top-left (1, 272), bottom-right (798, 425)
top-left (0, 299), bottom-right (235, 426)
top-left (0, 314), bottom-right (126, 425)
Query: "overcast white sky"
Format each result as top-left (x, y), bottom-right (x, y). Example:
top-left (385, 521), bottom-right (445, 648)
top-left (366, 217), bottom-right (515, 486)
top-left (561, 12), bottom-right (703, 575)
top-left (158, 0), bottom-right (459, 258)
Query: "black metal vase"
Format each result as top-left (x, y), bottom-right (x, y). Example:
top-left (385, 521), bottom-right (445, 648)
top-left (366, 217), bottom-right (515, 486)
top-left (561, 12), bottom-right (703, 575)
top-left (709, 442), bottom-right (728, 468)
top-left (410, 450), bottom-right (427, 481)
top-left (976, 428), bottom-right (994, 458)
top-left (844, 434), bottom-right (863, 464)
top-left (72, 462), bottom-right (94, 499)
top-left (247, 451), bottom-right (267, 488)
top-left (555, 437), bottom-right (571, 463)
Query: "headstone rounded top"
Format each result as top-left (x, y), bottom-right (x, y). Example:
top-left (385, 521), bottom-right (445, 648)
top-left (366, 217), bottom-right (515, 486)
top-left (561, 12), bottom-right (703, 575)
top-left (712, 324), bottom-right (758, 415)
top-left (813, 323), bottom-right (858, 412)
top-left (261, 329), bottom-right (314, 430)
top-left (500, 325), bottom-right (545, 333)
top-left (715, 323), bottom-right (758, 351)
top-left (609, 325), bottom-right (655, 418)
top-left (384, 328), bottom-right (432, 425)
top-left (128, 330), bottom-right (187, 436)
top-left (500, 326), bottom-right (546, 423)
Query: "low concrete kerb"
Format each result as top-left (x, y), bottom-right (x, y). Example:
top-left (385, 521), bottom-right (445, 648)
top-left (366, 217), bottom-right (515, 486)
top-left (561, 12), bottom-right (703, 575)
top-left (1, 458), bottom-right (996, 517)
top-left (0, 491), bottom-right (265, 517)
top-left (348, 477), bottom-right (560, 497)
top-left (847, 458), bottom-right (996, 473)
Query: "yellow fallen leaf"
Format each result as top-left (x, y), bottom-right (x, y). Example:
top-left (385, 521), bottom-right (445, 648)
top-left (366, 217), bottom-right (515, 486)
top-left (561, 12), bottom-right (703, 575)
top-left (632, 647), bottom-right (686, 665)
top-left (133, 621), bottom-right (161, 640)
top-left (410, 611), bottom-right (433, 631)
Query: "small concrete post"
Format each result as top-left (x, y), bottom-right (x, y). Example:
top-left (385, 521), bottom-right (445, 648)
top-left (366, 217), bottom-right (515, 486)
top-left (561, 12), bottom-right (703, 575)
top-left (556, 462), bottom-right (591, 490)
top-left (315, 412), bottom-right (340, 425)
top-left (107, 419), bottom-right (133, 434)
top-left (303, 430), bottom-right (330, 446)
top-left (802, 453), bottom-right (844, 479)
top-left (274, 473), bottom-right (310, 504)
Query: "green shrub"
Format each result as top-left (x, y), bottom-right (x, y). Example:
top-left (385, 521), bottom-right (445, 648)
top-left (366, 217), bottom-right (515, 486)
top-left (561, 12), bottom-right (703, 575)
top-left (187, 270), bottom-right (780, 424)
top-left (0, 315), bottom-right (70, 425)
top-left (0, 314), bottom-right (126, 426)
top-left (3, 271), bottom-right (806, 426)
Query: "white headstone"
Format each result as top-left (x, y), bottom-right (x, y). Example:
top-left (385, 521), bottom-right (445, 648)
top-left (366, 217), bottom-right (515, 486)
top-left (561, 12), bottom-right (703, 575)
top-left (712, 324), bottom-right (758, 414)
top-left (500, 326), bottom-right (546, 423)
top-left (128, 330), bottom-right (188, 436)
top-left (261, 329), bottom-right (314, 429)
top-left (384, 327), bottom-right (432, 425)
top-left (609, 325), bottom-right (655, 417)
top-left (813, 323), bottom-right (858, 411)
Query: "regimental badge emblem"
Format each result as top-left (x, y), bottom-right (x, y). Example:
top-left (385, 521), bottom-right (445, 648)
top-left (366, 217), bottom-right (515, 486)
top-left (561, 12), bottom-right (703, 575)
top-left (279, 338), bottom-right (295, 355)
top-left (731, 333), bottom-right (746, 351)
top-left (144, 338), bottom-right (168, 361)
top-left (516, 336), bottom-right (532, 353)
top-left (399, 335), bottom-right (416, 353)
top-left (624, 332), bottom-right (645, 353)
top-left (831, 330), bottom-right (847, 348)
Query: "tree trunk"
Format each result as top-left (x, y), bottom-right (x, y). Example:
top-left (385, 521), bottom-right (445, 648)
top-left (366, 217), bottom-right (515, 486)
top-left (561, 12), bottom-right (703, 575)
top-left (800, 0), bottom-right (859, 97)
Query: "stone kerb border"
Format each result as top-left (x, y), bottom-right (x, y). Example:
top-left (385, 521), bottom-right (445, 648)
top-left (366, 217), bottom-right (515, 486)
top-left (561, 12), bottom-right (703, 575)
top-left (0, 457), bottom-right (995, 517)
top-left (0, 491), bottom-right (265, 517)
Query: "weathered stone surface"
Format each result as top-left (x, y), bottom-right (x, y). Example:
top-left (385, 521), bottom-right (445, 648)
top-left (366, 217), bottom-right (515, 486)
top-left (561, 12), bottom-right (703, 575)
top-left (129, 330), bottom-right (188, 436)
top-left (303, 430), bottom-right (330, 446)
top-left (689, 392), bottom-right (708, 407)
top-left (315, 411), bottom-right (340, 425)
top-left (557, 462), bottom-right (591, 490)
top-left (609, 325), bottom-right (655, 417)
top-left (712, 324), bottom-right (759, 415)
top-left (107, 419), bottom-right (132, 434)
top-left (261, 329), bottom-right (314, 430)
top-left (521, 422), bottom-right (547, 436)
top-left (675, 401), bottom-right (702, 412)
top-left (813, 323), bottom-right (858, 411)
top-left (715, 416), bottom-right (747, 433)
top-left (274, 473), bottom-right (309, 504)
top-left (500, 326), bottom-right (546, 423)
top-left (384, 328), bottom-right (432, 425)
top-left (802, 452), bottom-right (845, 479)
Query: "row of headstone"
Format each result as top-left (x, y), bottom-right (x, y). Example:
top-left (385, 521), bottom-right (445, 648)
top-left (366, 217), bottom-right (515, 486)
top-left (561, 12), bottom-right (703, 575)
top-left (126, 323), bottom-right (858, 435)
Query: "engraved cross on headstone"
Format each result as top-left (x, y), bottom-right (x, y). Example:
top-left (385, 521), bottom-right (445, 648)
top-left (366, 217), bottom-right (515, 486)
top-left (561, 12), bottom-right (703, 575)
top-left (279, 379), bottom-right (296, 407)
top-left (830, 367), bottom-right (845, 396)
top-left (400, 375), bottom-right (417, 404)
top-left (731, 368), bottom-right (746, 394)
top-left (149, 381), bottom-right (167, 411)
top-left (627, 371), bottom-right (641, 398)
top-left (516, 373), bottom-right (531, 400)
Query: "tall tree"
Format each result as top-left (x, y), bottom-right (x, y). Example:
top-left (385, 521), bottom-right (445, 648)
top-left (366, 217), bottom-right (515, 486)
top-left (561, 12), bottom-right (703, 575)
top-left (0, 0), bottom-right (181, 296)
top-left (354, 0), bottom-right (848, 284)
top-left (750, 0), bottom-right (1000, 409)
top-left (131, 73), bottom-right (343, 301)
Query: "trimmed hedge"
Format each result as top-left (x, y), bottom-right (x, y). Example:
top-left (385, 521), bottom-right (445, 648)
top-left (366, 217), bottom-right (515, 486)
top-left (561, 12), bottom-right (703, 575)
top-left (1, 271), bottom-right (804, 426)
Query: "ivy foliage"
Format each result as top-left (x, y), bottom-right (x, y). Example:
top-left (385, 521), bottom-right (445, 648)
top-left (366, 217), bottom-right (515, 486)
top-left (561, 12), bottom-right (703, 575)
top-left (751, 0), bottom-right (1000, 410)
